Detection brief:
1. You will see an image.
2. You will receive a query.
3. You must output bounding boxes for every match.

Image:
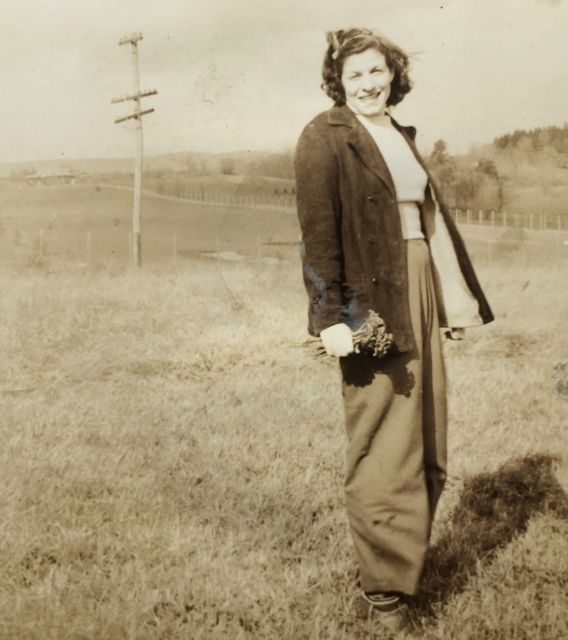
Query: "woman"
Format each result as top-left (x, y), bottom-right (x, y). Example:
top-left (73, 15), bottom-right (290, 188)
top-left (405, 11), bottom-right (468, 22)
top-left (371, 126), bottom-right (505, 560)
top-left (294, 28), bottom-right (494, 632)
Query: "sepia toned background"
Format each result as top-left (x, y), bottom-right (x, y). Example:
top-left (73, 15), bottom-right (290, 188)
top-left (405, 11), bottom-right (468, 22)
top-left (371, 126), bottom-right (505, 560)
top-left (1, 1), bottom-right (567, 638)
top-left (1, 0), bottom-right (568, 162)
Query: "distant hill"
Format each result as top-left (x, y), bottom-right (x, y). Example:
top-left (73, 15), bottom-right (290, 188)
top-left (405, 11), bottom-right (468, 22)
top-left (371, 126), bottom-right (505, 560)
top-left (3, 122), bottom-right (567, 219)
top-left (426, 123), bottom-right (568, 218)
top-left (0, 150), bottom-right (290, 180)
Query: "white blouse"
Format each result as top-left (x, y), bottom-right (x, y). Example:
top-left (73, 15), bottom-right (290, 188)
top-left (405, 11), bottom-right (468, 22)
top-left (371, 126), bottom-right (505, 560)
top-left (356, 113), bottom-right (428, 240)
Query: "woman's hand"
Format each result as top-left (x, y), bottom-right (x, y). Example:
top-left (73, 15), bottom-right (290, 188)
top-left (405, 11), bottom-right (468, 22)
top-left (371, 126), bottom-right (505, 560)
top-left (444, 328), bottom-right (466, 340)
top-left (320, 323), bottom-right (355, 357)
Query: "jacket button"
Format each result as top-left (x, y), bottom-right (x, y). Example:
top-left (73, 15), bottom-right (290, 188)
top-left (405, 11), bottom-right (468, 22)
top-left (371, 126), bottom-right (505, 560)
top-left (371, 276), bottom-right (377, 284)
top-left (367, 194), bottom-right (375, 201)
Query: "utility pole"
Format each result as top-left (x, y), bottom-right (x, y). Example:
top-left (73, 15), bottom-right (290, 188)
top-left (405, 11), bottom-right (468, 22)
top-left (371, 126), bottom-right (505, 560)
top-left (112, 32), bottom-right (157, 268)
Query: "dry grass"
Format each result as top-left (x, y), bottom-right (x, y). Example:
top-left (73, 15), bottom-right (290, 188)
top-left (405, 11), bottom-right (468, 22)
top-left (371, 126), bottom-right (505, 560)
top-left (0, 251), bottom-right (567, 639)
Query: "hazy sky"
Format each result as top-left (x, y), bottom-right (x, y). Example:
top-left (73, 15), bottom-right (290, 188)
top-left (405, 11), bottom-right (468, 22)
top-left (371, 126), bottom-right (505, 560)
top-left (1, 0), bottom-right (567, 163)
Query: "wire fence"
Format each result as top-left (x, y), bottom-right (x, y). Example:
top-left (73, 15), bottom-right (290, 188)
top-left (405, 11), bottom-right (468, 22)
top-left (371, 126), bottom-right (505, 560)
top-left (151, 189), bottom-right (298, 210)
top-left (1, 183), bottom-right (567, 271)
top-left (117, 186), bottom-right (568, 232)
top-left (9, 179), bottom-right (568, 231)
top-left (451, 208), bottom-right (567, 232)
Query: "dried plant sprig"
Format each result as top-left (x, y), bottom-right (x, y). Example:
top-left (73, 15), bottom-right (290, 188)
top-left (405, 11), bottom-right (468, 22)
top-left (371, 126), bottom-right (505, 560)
top-left (352, 309), bottom-right (394, 357)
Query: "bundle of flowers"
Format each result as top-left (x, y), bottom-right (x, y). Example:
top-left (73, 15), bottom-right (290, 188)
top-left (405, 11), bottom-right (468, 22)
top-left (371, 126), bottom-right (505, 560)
top-left (351, 309), bottom-right (394, 357)
top-left (303, 309), bottom-right (394, 359)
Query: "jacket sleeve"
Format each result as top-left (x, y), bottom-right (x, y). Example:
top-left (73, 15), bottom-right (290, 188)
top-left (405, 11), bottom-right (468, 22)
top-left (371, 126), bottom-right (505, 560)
top-left (294, 122), bottom-right (345, 336)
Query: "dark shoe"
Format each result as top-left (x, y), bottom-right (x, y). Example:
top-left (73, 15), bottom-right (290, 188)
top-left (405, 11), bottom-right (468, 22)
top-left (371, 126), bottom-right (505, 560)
top-left (356, 591), bottom-right (412, 635)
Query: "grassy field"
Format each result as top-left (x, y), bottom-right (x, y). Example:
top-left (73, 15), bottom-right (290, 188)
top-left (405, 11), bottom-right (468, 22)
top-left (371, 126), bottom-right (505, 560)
top-left (1, 184), bottom-right (567, 272)
top-left (0, 184), bottom-right (302, 269)
top-left (0, 188), bottom-right (567, 639)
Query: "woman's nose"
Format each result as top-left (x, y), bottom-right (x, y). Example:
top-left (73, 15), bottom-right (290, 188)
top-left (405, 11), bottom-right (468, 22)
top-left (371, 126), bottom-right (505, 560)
top-left (361, 75), bottom-right (377, 92)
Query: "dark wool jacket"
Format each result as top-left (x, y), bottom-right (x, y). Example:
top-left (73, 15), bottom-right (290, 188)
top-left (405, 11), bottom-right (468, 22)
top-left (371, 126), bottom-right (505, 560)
top-left (294, 104), bottom-right (495, 355)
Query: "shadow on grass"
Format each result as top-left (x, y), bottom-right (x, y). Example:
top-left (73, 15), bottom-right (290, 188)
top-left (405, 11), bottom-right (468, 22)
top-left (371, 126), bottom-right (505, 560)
top-left (412, 454), bottom-right (568, 618)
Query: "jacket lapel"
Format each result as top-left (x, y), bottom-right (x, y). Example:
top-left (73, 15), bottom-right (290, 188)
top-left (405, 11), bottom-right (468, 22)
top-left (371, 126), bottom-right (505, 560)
top-left (346, 126), bottom-right (396, 197)
top-left (328, 105), bottom-right (396, 197)
top-left (327, 105), bottom-right (428, 199)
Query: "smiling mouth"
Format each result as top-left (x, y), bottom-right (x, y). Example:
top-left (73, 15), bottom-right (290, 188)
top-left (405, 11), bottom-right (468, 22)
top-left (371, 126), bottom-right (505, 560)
top-left (359, 92), bottom-right (381, 101)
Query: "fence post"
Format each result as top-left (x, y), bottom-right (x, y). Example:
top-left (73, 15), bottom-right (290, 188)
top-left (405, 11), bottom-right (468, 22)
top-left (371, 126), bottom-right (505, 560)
top-left (257, 235), bottom-right (262, 259)
top-left (558, 215), bottom-right (561, 232)
top-left (503, 211), bottom-right (507, 227)
top-left (491, 210), bottom-right (495, 227)
top-left (478, 209), bottom-right (483, 224)
top-left (87, 230), bottom-right (92, 265)
top-left (128, 231), bottom-right (132, 261)
top-left (467, 209), bottom-right (471, 225)
top-left (456, 209), bottom-right (460, 225)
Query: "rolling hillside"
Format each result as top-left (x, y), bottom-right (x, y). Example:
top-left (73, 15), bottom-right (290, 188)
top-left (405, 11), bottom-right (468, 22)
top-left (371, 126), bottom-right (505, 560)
top-left (0, 184), bottom-right (300, 268)
top-left (1, 183), bottom-right (566, 275)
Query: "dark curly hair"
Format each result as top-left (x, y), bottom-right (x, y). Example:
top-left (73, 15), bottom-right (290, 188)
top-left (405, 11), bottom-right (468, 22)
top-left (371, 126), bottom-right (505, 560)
top-left (321, 28), bottom-right (412, 107)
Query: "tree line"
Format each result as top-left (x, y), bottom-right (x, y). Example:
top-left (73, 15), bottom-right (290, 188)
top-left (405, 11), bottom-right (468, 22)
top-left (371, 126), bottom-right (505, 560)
top-left (426, 140), bottom-right (507, 212)
top-left (494, 123), bottom-right (568, 154)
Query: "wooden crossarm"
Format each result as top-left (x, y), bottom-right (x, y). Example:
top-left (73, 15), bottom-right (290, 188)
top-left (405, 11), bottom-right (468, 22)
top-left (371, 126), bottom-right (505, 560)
top-left (114, 108), bottom-right (155, 124)
top-left (111, 90), bottom-right (158, 104)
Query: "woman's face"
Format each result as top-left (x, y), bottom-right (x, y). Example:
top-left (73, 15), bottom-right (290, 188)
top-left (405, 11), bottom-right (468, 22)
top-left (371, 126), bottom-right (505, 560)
top-left (341, 47), bottom-right (394, 117)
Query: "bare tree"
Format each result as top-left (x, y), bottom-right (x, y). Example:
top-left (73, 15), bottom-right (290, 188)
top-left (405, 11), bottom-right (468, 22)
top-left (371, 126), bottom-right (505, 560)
top-left (220, 157), bottom-right (236, 175)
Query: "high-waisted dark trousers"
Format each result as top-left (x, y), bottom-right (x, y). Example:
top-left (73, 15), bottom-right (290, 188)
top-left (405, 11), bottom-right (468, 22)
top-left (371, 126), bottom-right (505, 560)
top-left (339, 238), bottom-right (448, 595)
